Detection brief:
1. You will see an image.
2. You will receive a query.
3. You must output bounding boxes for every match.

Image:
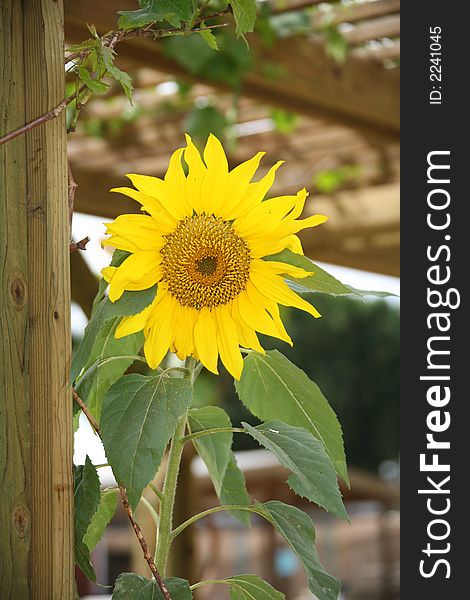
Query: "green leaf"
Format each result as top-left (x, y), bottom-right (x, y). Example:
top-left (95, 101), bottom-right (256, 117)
top-left (75, 536), bottom-right (96, 582)
top-left (101, 374), bottom-right (192, 508)
top-left (265, 249), bottom-right (353, 297)
top-left (230, 0), bottom-right (257, 36)
top-left (226, 574), bottom-right (285, 599)
top-left (242, 421), bottom-right (347, 520)
top-left (118, 0), bottom-right (195, 30)
top-left (77, 66), bottom-right (109, 94)
top-left (74, 457), bottom-right (100, 581)
top-left (259, 501), bottom-right (341, 600)
top-left (188, 406), bottom-right (232, 495)
top-left (199, 28), bottom-right (219, 50)
top-left (83, 488), bottom-right (118, 551)
top-left (266, 248), bottom-right (397, 299)
top-left (74, 457), bottom-right (101, 541)
top-left (219, 453), bottom-right (251, 527)
top-left (71, 285), bottom-right (155, 383)
top-left (235, 350), bottom-right (348, 485)
top-left (75, 322), bottom-right (143, 422)
top-left (185, 106), bottom-right (227, 148)
top-left (113, 573), bottom-right (192, 599)
top-left (100, 46), bottom-right (134, 101)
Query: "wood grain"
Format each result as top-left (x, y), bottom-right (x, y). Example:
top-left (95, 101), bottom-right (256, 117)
top-left (1, 1), bottom-right (74, 598)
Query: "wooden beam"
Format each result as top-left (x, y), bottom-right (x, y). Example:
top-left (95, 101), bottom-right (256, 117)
top-left (64, 0), bottom-right (399, 136)
top-left (340, 15), bottom-right (400, 46)
top-left (1, 1), bottom-right (74, 598)
top-left (313, 0), bottom-right (400, 27)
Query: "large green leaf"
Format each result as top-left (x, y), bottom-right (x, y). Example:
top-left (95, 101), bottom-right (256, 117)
top-left (83, 488), bottom-right (118, 551)
top-left (118, 0), bottom-right (196, 29)
top-left (74, 457), bottom-right (100, 581)
top-left (266, 249), bottom-right (352, 296)
top-left (235, 350), bottom-right (348, 485)
top-left (259, 501), bottom-right (341, 600)
top-left (113, 573), bottom-right (192, 599)
top-left (219, 453), bottom-right (252, 527)
top-left (226, 574), bottom-right (284, 599)
top-left (101, 374), bottom-right (192, 508)
top-left (188, 406), bottom-right (232, 495)
top-left (75, 321), bottom-right (143, 422)
top-left (230, 0), bottom-right (257, 36)
top-left (243, 421), bottom-right (347, 520)
top-left (266, 249), bottom-right (397, 299)
top-left (71, 285), bottom-right (155, 383)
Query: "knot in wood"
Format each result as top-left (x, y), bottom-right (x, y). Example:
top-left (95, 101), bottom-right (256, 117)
top-left (14, 505), bottom-right (28, 538)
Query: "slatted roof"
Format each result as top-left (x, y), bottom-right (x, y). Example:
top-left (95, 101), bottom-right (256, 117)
top-left (65, 0), bottom-right (400, 293)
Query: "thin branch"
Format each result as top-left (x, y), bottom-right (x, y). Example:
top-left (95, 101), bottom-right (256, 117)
top-left (68, 160), bottom-right (78, 229)
top-left (0, 99), bottom-right (67, 147)
top-left (64, 8), bottom-right (231, 65)
top-left (72, 388), bottom-right (172, 600)
top-left (69, 237), bottom-right (90, 252)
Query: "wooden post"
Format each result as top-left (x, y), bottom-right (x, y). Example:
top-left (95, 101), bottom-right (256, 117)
top-left (0, 1), bottom-right (73, 598)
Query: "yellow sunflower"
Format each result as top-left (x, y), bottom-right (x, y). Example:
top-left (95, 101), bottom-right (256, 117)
top-left (102, 134), bottom-right (327, 379)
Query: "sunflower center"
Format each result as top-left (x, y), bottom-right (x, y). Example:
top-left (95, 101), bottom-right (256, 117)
top-left (196, 256), bottom-right (218, 276)
top-left (160, 214), bottom-right (251, 310)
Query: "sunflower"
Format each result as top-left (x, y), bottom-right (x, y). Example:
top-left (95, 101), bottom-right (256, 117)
top-left (102, 134), bottom-right (327, 379)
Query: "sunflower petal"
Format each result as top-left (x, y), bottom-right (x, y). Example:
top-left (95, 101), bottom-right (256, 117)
top-left (214, 306), bottom-right (244, 379)
top-left (250, 266), bottom-right (321, 319)
top-left (193, 308), bottom-right (219, 374)
top-left (143, 293), bottom-right (175, 369)
top-left (115, 303), bottom-right (153, 338)
top-left (108, 251), bottom-right (161, 302)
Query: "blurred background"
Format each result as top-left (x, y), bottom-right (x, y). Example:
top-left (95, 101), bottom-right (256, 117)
top-left (66, 1), bottom-right (400, 598)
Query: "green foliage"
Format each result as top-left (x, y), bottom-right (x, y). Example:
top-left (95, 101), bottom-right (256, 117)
top-left (113, 573), bottom-right (192, 599)
top-left (163, 32), bottom-right (252, 87)
top-left (74, 457), bottom-right (101, 580)
top-left (258, 501), bottom-right (341, 600)
top-left (242, 421), bottom-right (347, 520)
top-left (279, 296), bottom-right (399, 472)
top-left (235, 350), bottom-right (348, 485)
top-left (324, 26), bottom-right (348, 64)
top-left (75, 322), bottom-right (143, 422)
top-left (266, 249), bottom-right (353, 297)
top-left (118, 0), bottom-right (196, 30)
top-left (266, 249), bottom-right (396, 300)
top-left (100, 46), bottom-right (134, 102)
top-left (270, 108), bottom-right (299, 134)
top-left (313, 164), bottom-right (360, 194)
top-left (188, 406), bottom-right (232, 495)
top-left (185, 106), bottom-right (228, 148)
top-left (100, 373), bottom-right (192, 508)
top-left (230, 0), bottom-right (257, 37)
top-left (71, 283), bottom-right (156, 383)
top-left (198, 27), bottom-right (219, 50)
top-left (225, 574), bottom-right (285, 599)
top-left (219, 453), bottom-right (252, 526)
top-left (83, 488), bottom-right (119, 551)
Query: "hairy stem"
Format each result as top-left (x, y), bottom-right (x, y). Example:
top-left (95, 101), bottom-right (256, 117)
top-left (154, 414), bottom-right (188, 573)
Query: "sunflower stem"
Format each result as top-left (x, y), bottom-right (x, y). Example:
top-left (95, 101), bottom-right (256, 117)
top-left (155, 413), bottom-right (187, 573)
top-left (154, 358), bottom-right (200, 573)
